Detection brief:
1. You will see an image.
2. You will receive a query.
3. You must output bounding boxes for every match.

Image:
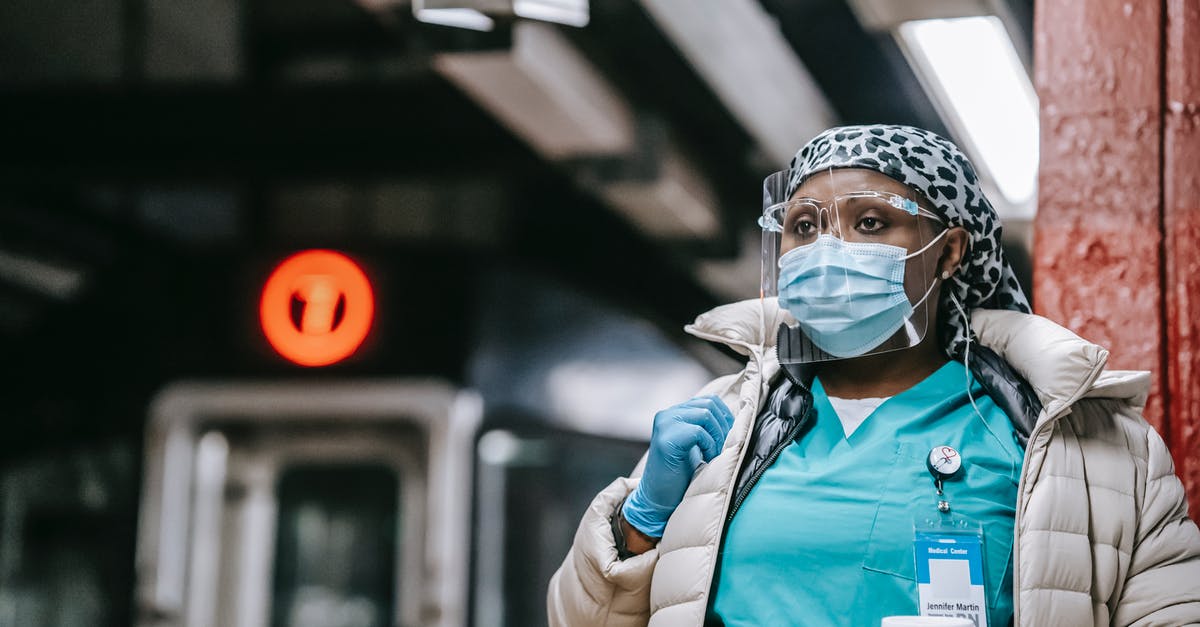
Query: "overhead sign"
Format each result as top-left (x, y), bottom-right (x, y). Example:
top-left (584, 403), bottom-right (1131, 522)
top-left (259, 250), bottom-right (374, 367)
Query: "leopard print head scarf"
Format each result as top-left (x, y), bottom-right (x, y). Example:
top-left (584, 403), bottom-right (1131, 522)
top-left (786, 124), bottom-right (1031, 360)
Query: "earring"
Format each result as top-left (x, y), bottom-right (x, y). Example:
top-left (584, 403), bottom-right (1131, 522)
top-left (941, 271), bottom-right (951, 280)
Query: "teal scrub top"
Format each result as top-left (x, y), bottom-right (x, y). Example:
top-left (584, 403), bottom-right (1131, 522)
top-left (711, 361), bottom-right (1024, 627)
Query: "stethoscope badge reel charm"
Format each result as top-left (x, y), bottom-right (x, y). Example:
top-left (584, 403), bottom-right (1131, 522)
top-left (926, 445), bottom-right (962, 513)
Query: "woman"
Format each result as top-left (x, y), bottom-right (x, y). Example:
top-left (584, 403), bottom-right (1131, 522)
top-left (547, 125), bottom-right (1200, 626)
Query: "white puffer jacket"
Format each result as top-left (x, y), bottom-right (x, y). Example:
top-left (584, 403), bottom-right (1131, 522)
top-left (547, 298), bottom-right (1200, 626)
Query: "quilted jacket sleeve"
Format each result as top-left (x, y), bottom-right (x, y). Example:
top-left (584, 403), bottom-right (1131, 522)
top-left (546, 474), bottom-right (658, 627)
top-left (1112, 425), bottom-right (1200, 626)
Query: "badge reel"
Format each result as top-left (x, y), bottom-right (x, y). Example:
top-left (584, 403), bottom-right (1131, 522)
top-left (912, 446), bottom-right (990, 627)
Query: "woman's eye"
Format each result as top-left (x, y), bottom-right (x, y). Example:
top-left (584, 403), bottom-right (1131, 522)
top-left (794, 219), bottom-right (817, 235)
top-left (857, 217), bottom-right (884, 232)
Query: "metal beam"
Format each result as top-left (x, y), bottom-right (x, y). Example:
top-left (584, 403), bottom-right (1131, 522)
top-left (637, 0), bottom-right (835, 165)
top-left (434, 21), bottom-right (636, 159)
top-left (435, 21), bottom-right (723, 239)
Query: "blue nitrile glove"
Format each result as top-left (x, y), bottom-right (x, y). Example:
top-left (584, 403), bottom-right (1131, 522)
top-left (622, 395), bottom-right (735, 538)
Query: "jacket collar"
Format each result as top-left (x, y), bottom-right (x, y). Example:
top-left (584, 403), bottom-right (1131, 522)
top-left (684, 298), bottom-right (1149, 414)
top-left (969, 308), bottom-right (1149, 416)
top-left (683, 298), bottom-right (791, 357)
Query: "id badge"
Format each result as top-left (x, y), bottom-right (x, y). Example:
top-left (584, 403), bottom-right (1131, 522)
top-left (913, 517), bottom-right (988, 627)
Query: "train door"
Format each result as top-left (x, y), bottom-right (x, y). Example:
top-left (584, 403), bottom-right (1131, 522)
top-left (134, 381), bottom-right (480, 627)
top-left (470, 425), bottom-right (646, 627)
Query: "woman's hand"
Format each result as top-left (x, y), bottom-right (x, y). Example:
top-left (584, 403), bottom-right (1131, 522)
top-left (621, 395), bottom-right (735, 539)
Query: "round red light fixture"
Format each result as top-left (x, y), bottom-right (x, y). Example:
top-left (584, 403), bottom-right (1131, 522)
top-left (259, 250), bottom-right (374, 367)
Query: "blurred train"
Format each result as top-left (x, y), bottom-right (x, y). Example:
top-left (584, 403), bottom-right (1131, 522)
top-left (132, 377), bottom-right (649, 627)
top-left (0, 260), bottom-right (727, 627)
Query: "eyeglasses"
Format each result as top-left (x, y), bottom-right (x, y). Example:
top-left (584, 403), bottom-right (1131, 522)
top-left (760, 190), bottom-right (944, 245)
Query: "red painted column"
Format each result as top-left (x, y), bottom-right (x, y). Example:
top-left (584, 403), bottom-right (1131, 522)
top-left (1036, 0), bottom-right (1200, 514)
top-left (1033, 0), bottom-right (1166, 429)
top-left (1165, 0), bottom-right (1200, 510)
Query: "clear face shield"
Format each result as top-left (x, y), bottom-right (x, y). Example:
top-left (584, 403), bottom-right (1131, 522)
top-left (760, 168), bottom-right (948, 364)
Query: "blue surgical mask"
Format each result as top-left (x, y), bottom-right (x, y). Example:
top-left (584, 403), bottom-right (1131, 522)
top-left (777, 233), bottom-right (945, 358)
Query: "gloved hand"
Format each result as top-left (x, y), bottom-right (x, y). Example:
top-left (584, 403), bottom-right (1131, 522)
top-left (622, 395), bottom-right (735, 538)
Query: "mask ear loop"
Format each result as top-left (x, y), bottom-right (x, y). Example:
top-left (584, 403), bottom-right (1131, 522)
top-left (900, 227), bottom-right (949, 261)
top-left (950, 288), bottom-right (1019, 477)
top-left (903, 205), bottom-right (950, 340)
top-left (949, 291), bottom-right (983, 421)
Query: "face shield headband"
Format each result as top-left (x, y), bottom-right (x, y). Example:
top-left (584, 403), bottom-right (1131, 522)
top-left (765, 124), bottom-right (1031, 362)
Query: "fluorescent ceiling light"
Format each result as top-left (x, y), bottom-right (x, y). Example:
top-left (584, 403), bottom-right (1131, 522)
top-left (414, 0), bottom-right (588, 29)
top-left (434, 21), bottom-right (635, 159)
top-left (415, 8), bottom-right (495, 31)
top-left (437, 21), bottom-right (718, 240)
top-left (846, 0), bottom-right (998, 31)
top-left (0, 249), bottom-right (85, 301)
top-left (598, 147), bottom-right (722, 239)
top-left (898, 16), bottom-right (1038, 206)
top-left (513, 0), bottom-right (589, 27)
top-left (637, 0), bottom-right (835, 164)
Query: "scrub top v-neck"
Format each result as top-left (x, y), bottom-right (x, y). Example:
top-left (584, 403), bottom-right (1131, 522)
top-left (710, 361), bottom-right (1024, 627)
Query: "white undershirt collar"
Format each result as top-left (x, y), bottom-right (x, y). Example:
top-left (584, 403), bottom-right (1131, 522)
top-left (826, 395), bottom-right (890, 437)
